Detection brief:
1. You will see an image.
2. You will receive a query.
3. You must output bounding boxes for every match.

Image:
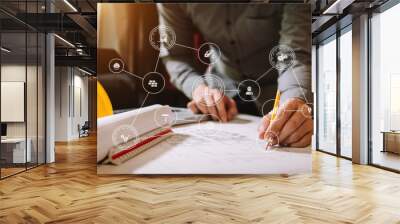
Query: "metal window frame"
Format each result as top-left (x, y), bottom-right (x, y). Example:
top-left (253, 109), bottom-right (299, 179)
top-left (314, 19), bottom-right (353, 161)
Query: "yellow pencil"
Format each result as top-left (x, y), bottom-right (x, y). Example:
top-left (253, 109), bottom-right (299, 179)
top-left (270, 90), bottom-right (280, 121)
top-left (265, 90), bottom-right (280, 148)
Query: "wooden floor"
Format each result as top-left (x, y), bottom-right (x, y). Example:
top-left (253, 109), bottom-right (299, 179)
top-left (373, 151), bottom-right (400, 171)
top-left (1, 167), bottom-right (26, 178)
top-left (1, 136), bottom-right (400, 224)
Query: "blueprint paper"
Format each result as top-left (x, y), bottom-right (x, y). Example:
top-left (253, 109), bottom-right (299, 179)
top-left (98, 114), bottom-right (311, 174)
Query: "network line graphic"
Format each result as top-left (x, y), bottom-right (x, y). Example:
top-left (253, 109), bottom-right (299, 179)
top-left (106, 24), bottom-right (313, 150)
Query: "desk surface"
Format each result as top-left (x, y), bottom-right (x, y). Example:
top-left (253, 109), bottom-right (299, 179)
top-left (381, 131), bottom-right (400, 134)
top-left (98, 114), bottom-right (311, 174)
top-left (1, 138), bottom-right (27, 143)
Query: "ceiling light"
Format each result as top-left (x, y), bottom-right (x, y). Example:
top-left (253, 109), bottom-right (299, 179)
top-left (54, 34), bottom-right (75, 48)
top-left (78, 67), bottom-right (94, 76)
top-left (323, 0), bottom-right (354, 15)
top-left (1, 47), bottom-right (11, 53)
top-left (76, 48), bottom-right (85, 55)
top-left (63, 0), bottom-right (78, 12)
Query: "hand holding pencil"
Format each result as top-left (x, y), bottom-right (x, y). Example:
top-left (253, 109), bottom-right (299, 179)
top-left (265, 91), bottom-right (281, 149)
top-left (258, 91), bottom-right (313, 149)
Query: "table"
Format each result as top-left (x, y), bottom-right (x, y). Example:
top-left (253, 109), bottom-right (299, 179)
top-left (1, 138), bottom-right (31, 165)
top-left (381, 131), bottom-right (400, 154)
top-left (98, 114), bottom-right (311, 175)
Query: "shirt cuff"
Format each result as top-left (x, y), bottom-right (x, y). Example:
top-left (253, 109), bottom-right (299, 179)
top-left (180, 72), bottom-right (205, 99)
top-left (280, 87), bottom-right (313, 105)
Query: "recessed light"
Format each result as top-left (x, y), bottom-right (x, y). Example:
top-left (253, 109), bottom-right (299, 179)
top-left (54, 34), bottom-right (75, 48)
top-left (1, 47), bottom-right (11, 53)
top-left (63, 0), bottom-right (78, 12)
top-left (78, 67), bottom-right (94, 76)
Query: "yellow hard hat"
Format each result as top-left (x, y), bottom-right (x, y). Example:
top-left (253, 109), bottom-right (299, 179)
top-left (97, 81), bottom-right (113, 118)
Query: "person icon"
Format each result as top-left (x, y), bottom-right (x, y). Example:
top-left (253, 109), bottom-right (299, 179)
top-left (245, 86), bottom-right (253, 96)
top-left (113, 62), bottom-right (120, 70)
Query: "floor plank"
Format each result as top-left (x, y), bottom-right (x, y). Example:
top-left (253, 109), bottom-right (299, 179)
top-left (0, 135), bottom-right (399, 224)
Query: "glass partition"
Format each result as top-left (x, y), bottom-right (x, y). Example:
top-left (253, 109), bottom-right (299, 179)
top-left (1, 30), bottom-right (28, 177)
top-left (27, 30), bottom-right (38, 169)
top-left (38, 32), bottom-right (45, 165)
top-left (339, 27), bottom-right (352, 158)
top-left (317, 35), bottom-right (337, 155)
top-left (0, 1), bottom-right (46, 179)
top-left (370, 3), bottom-right (400, 171)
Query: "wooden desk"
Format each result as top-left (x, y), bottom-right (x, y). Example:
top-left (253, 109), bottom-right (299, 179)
top-left (98, 114), bottom-right (311, 174)
top-left (381, 131), bottom-right (400, 154)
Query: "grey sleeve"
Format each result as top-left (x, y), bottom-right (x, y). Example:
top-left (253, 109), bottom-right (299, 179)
top-left (278, 4), bottom-right (313, 104)
top-left (157, 4), bottom-right (204, 99)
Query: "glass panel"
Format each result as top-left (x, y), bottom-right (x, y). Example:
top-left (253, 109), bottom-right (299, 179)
top-left (339, 29), bottom-right (352, 158)
top-left (27, 31), bottom-right (38, 169)
top-left (1, 30), bottom-right (28, 177)
top-left (38, 33), bottom-right (46, 165)
top-left (26, 0), bottom-right (39, 169)
top-left (0, 0), bottom-right (46, 178)
top-left (317, 37), bottom-right (337, 154)
top-left (371, 4), bottom-right (400, 171)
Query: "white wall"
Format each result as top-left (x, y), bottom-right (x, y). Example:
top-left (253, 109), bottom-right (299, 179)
top-left (54, 67), bottom-right (89, 141)
top-left (55, 66), bottom-right (69, 141)
top-left (1, 65), bottom-right (32, 138)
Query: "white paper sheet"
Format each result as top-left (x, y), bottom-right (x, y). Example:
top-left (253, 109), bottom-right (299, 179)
top-left (97, 114), bottom-right (311, 174)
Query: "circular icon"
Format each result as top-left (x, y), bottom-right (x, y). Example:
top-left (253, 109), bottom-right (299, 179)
top-left (142, 72), bottom-right (166, 94)
top-left (269, 45), bottom-right (296, 70)
top-left (237, 79), bottom-right (261, 102)
top-left (260, 98), bottom-right (284, 123)
top-left (261, 99), bottom-right (276, 116)
top-left (153, 107), bottom-right (177, 127)
top-left (111, 124), bottom-right (139, 150)
top-left (300, 103), bottom-right (313, 119)
top-left (191, 74), bottom-right (225, 106)
top-left (109, 58), bottom-right (125, 74)
top-left (197, 42), bottom-right (222, 65)
top-left (149, 25), bottom-right (176, 51)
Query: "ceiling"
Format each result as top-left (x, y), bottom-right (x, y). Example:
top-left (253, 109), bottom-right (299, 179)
top-left (311, 0), bottom-right (390, 43)
top-left (1, 0), bottom-right (97, 72)
top-left (1, 0), bottom-right (391, 72)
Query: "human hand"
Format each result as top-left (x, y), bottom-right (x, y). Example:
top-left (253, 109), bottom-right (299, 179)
top-left (187, 84), bottom-right (238, 122)
top-left (258, 98), bottom-right (313, 148)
